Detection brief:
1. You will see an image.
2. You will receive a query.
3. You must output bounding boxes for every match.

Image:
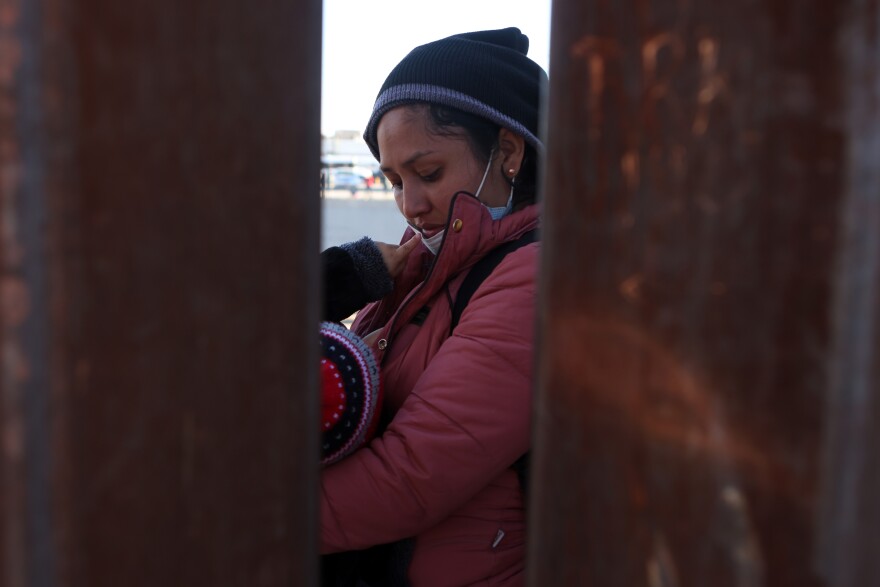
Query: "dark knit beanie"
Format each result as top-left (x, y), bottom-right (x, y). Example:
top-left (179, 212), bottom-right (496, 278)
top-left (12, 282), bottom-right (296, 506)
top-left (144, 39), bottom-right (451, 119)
top-left (363, 27), bottom-right (547, 160)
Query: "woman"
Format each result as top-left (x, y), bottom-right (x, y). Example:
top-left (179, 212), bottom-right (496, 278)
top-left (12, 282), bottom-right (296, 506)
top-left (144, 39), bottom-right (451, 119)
top-left (321, 27), bottom-right (546, 586)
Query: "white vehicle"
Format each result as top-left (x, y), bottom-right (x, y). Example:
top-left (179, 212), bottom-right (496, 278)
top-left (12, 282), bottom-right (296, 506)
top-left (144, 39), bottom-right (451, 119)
top-left (328, 168), bottom-right (370, 191)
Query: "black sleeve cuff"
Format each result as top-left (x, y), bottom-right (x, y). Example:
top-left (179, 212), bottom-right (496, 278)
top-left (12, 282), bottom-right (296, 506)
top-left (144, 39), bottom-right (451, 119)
top-left (339, 237), bottom-right (394, 301)
top-left (321, 237), bottom-right (393, 322)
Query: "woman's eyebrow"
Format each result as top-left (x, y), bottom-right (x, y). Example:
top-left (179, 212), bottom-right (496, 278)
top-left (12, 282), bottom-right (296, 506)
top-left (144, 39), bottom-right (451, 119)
top-left (380, 150), bottom-right (437, 174)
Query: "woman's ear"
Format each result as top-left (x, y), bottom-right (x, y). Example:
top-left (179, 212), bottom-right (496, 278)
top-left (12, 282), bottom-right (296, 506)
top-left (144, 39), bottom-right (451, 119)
top-left (497, 128), bottom-right (526, 175)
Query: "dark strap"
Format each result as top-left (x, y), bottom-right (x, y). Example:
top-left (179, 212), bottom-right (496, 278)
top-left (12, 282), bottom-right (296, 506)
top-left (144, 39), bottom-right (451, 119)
top-left (449, 229), bottom-right (538, 497)
top-left (449, 229), bottom-right (538, 333)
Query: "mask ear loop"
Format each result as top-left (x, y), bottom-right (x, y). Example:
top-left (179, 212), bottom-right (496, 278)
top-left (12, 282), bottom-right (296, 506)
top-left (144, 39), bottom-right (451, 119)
top-left (473, 148), bottom-right (495, 202)
top-left (503, 185), bottom-right (514, 210)
top-left (496, 173), bottom-right (514, 217)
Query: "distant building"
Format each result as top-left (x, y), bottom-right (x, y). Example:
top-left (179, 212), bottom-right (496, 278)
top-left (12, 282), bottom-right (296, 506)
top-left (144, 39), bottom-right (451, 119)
top-left (322, 130), bottom-right (377, 169)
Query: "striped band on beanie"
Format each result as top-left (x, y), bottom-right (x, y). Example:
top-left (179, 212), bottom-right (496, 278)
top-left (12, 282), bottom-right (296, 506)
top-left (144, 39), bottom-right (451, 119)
top-left (363, 27), bottom-right (547, 160)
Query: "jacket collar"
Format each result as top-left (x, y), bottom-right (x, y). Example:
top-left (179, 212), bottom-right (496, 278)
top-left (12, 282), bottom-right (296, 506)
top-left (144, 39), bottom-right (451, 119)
top-left (369, 194), bottom-right (539, 342)
top-left (424, 192), bottom-right (539, 288)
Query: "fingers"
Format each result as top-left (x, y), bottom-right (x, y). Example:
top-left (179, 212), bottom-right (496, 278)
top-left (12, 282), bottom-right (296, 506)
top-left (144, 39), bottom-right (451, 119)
top-left (397, 233), bottom-right (422, 256)
top-left (375, 234), bottom-right (421, 279)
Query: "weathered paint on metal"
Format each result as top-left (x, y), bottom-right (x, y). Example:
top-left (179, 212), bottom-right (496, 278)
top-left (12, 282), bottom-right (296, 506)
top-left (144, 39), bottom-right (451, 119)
top-left (529, 0), bottom-right (879, 585)
top-left (1, 0), bottom-right (322, 585)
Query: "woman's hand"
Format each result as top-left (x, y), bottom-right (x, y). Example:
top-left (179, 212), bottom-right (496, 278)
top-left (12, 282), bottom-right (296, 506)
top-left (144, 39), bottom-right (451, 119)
top-left (375, 234), bottom-right (421, 279)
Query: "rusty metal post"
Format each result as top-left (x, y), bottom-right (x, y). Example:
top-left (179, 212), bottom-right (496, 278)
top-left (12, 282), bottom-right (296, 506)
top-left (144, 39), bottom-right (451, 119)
top-left (530, 0), bottom-right (879, 585)
top-left (1, 0), bottom-right (321, 585)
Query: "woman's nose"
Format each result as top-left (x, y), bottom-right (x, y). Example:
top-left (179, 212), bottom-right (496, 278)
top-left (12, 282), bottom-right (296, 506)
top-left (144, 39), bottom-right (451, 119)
top-left (398, 185), bottom-right (431, 220)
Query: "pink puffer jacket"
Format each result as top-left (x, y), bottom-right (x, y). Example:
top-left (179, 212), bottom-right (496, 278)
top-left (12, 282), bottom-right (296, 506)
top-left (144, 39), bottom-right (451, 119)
top-left (321, 193), bottom-right (540, 587)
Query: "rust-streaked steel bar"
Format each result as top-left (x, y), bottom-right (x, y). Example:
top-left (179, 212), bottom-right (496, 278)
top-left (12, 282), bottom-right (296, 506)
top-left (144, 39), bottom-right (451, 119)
top-left (530, 0), bottom-right (879, 585)
top-left (1, 0), bottom-right (322, 585)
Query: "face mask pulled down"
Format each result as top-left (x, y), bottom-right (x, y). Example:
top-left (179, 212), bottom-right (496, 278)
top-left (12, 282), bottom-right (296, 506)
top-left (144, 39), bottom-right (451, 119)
top-left (413, 153), bottom-right (512, 256)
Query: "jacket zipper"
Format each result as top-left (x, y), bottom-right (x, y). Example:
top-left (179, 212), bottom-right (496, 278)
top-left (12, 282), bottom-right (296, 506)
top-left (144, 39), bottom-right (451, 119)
top-left (375, 192), bottom-right (473, 364)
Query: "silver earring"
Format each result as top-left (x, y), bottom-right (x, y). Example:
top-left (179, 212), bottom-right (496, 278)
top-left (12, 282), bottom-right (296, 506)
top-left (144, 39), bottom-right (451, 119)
top-left (508, 168), bottom-right (516, 176)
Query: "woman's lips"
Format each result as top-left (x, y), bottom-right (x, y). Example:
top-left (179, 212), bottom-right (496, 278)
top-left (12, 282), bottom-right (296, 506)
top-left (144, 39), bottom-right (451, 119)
top-left (416, 224), bottom-right (444, 237)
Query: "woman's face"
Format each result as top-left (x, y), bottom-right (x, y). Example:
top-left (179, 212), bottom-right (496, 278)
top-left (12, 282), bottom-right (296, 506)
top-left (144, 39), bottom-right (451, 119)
top-left (376, 105), bottom-right (512, 237)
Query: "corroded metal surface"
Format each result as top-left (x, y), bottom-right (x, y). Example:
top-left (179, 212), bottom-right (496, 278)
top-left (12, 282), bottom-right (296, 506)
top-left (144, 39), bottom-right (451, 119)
top-left (1, 0), bottom-right (321, 585)
top-left (530, 0), bottom-right (879, 585)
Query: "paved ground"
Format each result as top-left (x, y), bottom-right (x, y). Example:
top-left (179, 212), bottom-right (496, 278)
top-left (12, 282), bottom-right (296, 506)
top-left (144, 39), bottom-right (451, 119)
top-left (321, 189), bottom-right (407, 250)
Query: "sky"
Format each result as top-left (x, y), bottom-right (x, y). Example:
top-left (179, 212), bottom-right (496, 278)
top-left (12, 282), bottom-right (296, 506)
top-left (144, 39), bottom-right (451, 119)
top-left (321, 0), bottom-right (552, 136)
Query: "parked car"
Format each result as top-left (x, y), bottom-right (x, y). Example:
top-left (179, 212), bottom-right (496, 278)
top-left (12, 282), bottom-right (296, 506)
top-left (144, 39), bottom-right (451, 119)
top-left (328, 169), bottom-right (368, 191)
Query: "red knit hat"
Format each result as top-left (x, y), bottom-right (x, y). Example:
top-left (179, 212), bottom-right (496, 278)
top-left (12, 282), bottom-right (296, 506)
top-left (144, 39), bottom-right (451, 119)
top-left (320, 321), bottom-right (382, 466)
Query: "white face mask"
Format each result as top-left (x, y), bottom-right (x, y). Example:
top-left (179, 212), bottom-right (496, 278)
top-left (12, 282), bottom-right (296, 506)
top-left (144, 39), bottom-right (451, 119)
top-left (419, 229), bottom-right (446, 255)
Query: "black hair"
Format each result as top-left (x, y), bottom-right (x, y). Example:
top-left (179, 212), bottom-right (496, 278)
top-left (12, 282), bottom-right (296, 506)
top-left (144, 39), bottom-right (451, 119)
top-left (423, 104), bottom-right (539, 209)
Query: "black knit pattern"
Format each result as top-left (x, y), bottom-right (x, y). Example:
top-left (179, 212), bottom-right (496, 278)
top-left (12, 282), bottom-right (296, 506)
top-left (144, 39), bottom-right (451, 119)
top-left (340, 237), bottom-right (393, 302)
top-left (363, 27), bottom-right (547, 159)
top-left (321, 238), bottom-right (393, 323)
